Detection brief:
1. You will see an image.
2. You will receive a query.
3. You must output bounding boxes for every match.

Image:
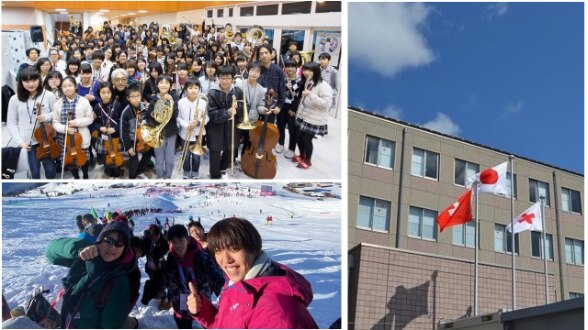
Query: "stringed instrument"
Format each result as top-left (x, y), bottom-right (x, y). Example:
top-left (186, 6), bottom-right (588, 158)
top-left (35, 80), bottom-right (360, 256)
top-left (241, 89), bottom-right (278, 179)
top-left (33, 102), bottom-right (60, 160)
top-left (134, 106), bottom-right (151, 153)
top-left (63, 110), bottom-right (87, 168)
top-left (100, 102), bottom-right (124, 168)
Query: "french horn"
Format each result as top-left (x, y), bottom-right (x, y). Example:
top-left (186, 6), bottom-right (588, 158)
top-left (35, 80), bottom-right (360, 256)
top-left (141, 97), bottom-right (174, 148)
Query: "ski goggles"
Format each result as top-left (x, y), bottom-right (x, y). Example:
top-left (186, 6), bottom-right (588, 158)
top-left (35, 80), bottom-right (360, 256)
top-left (101, 236), bottom-right (125, 248)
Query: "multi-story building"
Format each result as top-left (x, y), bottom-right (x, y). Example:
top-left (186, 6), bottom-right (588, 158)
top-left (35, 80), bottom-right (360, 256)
top-left (348, 107), bottom-right (584, 329)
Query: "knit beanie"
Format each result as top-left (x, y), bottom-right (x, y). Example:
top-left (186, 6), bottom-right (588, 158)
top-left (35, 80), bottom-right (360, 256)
top-left (166, 224), bottom-right (188, 242)
top-left (97, 221), bottom-right (131, 247)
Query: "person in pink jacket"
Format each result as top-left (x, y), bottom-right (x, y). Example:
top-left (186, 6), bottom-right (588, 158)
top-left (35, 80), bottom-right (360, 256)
top-left (186, 217), bottom-right (318, 329)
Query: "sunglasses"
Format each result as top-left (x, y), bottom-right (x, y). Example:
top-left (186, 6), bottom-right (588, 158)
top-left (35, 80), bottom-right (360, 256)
top-left (101, 236), bottom-right (125, 248)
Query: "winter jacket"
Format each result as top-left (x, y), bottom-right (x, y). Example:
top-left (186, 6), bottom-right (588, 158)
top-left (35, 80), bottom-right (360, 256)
top-left (6, 91), bottom-right (56, 147)
top-left (193, 260), bottom-right (318, 329)
top-left (296, 80), bottom-right (333, 126)
top-left (243, 82), bottom-right (268, 122)
top-left (45, 237), bottom-right (139, 329)
top-left (162, 238), bottom-right (225, 320)
top-left (119, 103), bottom-right (144, 152)
top-left (177, 96), bottom-right (209, 142)
top-left (258, 63), bottom-right (287, 111)
top-left (205, 85), bottom-right (243, 152)
top-left (53, 96), bottom-right (94, 149)
top-left (93, 101), bottom-right (123, 140)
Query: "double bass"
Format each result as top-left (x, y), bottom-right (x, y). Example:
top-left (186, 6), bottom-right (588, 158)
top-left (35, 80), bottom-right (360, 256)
top-left (241, 89), bottom-right (278, 179)
top-left (100, 102), bottom-right (124, 167)
top-left (32, 100), bottom-right (60, 160)
top-left (63, 110), bottom-right (87, 169)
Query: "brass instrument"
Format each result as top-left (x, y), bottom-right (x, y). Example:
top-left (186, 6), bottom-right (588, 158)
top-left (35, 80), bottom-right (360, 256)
top-left (178, 95), bottom-right (207, 171)
top-left (141, 97), bottom-right (174, 148)
top-left (221, 30), bottom-right (234, 46)
top-left (299, 51), bottom-right (314, 64)
top-left (234, 75), bottom-right (256, 130)
top-left (246, 26), bottom-right (265, 47)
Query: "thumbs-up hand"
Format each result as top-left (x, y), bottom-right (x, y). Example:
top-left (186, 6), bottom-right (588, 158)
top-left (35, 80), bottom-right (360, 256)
top-left (187, 281), bottom-right (202, 315)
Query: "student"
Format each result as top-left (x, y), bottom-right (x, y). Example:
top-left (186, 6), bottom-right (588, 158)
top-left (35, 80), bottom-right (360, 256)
top-left (48, 48), bottom-right (66, 72)
top-left (61, 57), bottom-right (81, 81)
top-left (198, 61), bottom-right (219, 95)
top-left (53, 76), bottom-right (94, 179)
top-left (293, 62), bottom-right (333, 169)
top-left (142, 62), bottom-right (163, 102)
top-left (256, 44), bottom-right (286, 124)
top-left (318, 52), bottom-right (339, 110)
top-left (177, 79), bottom-right (208, 179)
top-left (17, 47), bottom-right (40, 80)
top-left (186, 218), bottom-right (318, 328)
top-left (238, 62), bottom-right (268, 157)
top-left (6, 67), bottom-right (57, 179)
top-left (141, 224), bottom-right (169, 305)
top-left (277, 59), bottom-right (302, 159)
top-left (189, 58), bottom-right (205, 80)
top-left (235, 55), bottom-right (248, 79)
top-left (93, 82), bottom-right (124, 178)
top-left (34, 57), bottom-right (52, 83)
top-left (205, 65), bottom-right (243, 179)
top-left (173, 63), bottom-right (190, 99)
top-left (43, 70), bottom-right (64, 101)
top-left (120, 83), bottom-right (154, 179)
top-left (143, 74), bottom-right (178, 179)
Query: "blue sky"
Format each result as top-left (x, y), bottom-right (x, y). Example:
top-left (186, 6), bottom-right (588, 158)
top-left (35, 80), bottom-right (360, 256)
top-left (349, 2), bottom-right (584, 174)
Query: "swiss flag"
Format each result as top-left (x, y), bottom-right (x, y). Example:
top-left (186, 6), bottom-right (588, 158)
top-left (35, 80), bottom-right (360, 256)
top-left (437, 189), bottom-right (473, 232)
top-left (467, 162), bottom-right (508, 195)
top-left (506, 202), bottom-right (543, 234)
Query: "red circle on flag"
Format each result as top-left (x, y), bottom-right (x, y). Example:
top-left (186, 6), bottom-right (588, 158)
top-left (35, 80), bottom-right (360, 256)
top-left (480, 169), bottom-right (499, 184)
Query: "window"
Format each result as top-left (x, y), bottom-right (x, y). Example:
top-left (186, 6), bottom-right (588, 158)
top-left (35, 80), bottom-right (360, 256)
top-left (531, 231), bottom-right (553, 260)
top-left (562, 188), bottom-right (582, 214)
top-left (455, 159), bottom-right (479, 186)
top-left (496, 172), bottom-right (517, 198)
top-left (529, 179), bottom-right (551, 207)
top-left (217, 8), bottom-right (224, 18)
top-left (569, 292), bottom-right (584, 299)
top-left (494, 224), bottom-right (519, 253)
top-left (411, 148), bottom-right (439, 180)
top-left (364, 136), bottom-right (395, 169)
top-left (408, 206), bottom-right (437, 240)
top-left (453, 221), bottom-right (476, 247)
top-left (257, 4), bottom-right (279, 16)
top-left (282, 1), bottom-right (312, 15)
top-left (356, 196), bottom-right (391, 232)
top-left (565, 238), bottom-right (584, 265)
top-left (207, 10), bottom-right (213, 18)
top-left (316, 1), bottom-right (342, 13)
top-left (229, 8), bottom-right (234, 17)
top-left (280, 29), bottom-right (305, 59)
top-left (240, 6), bottom-right (254, 17)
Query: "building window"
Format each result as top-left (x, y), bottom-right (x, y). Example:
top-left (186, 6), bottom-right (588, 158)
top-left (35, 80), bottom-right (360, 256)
top-left (453, 221), bottom-right (476, 247)
top-left (496, 172), bottom-right (517, 198)
top-left (565, 238), bottom-right (584, 265)
top-left (207, 10), bottom-right (213, 18)
top-left (455, 159), bottom-right (479, 186)
top-left (364, 135), bottom-right (395, 169)
top-left (569, 292), bottom-right (584, 299)
top-left (562, 187), bottom-right (582, 214)
top-left (529, 179), bottom-right (551, 207)
top-left (408, 206), bottom-right (437, 240)
top-left (217, 8), bottom-right (224, 18)
top-left (531, 231), bottom-right (553, 260)
top-left (229, 8), bottom-right (234, 17)
top-left (411, 148), bottom-right (439, 180)
top-left (316, 1), bottom-right (342, 13)
top-left (282, 1), bottom-right (312, 15)
top-left (357, 196), bottom-right (390, 232)
top-left (494, 224), bottom-right (519, 254)
top-left (240, 6), bottom-right (254, 17)
top-left (257, 4), bottom-right (279, 16)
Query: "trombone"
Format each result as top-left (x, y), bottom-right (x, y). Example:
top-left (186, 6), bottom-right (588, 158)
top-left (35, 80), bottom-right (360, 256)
top-left (234, 75), bottom-right (256, 130)
top-left (178, 94), bottom-right (208, 174)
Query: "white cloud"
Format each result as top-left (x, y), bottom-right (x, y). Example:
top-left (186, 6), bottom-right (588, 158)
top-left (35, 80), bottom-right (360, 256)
top-left (422, 113), bottom-right (462, 136)
top-left (502, 100), bottom-right (524, 118)
top-left (375, 105), bottom-right (403, 119)
top-left (485, 3), bottom-right (509, 20)
top-left (349, 3), bottom-right (434, 78)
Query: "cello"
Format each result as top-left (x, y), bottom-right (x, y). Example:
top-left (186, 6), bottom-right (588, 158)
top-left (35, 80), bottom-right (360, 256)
top-left (32, 99), bottom-right (60, 161)
top-left (62, 110), bottom-right (87, 170)
top-left (241, 89), bottom-right (278, 179)
top-left (100, 101), bottom-right (124, 168)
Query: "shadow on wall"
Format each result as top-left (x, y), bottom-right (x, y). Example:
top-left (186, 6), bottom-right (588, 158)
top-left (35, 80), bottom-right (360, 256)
top-left (371, 271), bottom-right (437, 330)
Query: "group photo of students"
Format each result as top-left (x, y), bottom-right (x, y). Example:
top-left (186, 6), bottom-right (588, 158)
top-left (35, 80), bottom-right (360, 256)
top-left (1, 1), bottom-right (342, 180)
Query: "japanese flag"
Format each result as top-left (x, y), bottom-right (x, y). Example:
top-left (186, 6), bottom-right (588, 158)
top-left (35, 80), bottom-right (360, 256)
top-left (506, 202), bottom-right (543, 234)
top-left (437, 189), bottom-right (473, 232)
top-left (467, 162), bottom-right (508, 195)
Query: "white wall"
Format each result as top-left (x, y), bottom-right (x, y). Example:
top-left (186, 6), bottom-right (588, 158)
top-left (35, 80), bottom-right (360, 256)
top-left (2, 8), bottom-right (45, 25)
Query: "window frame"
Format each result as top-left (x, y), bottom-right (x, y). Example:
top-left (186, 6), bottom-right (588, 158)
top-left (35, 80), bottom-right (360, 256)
top-left (529, 178), bottom-right (551, 207)
top-left (452, 221), bottom-right (476, 248)
top-left (531, 231), bottom-right (554, 261)
top-left (454, 159), bottom-right (480, 187)
top-left (561, 187), bottom-right (582, 214)
top-left (356, 195), bottom-right (391, 233)
top-left (363, 135), bottom-right (395, 170)
top-left (408, 206), bottom-right (438, 241)
top-left (565, 238), bottom-right (584, 266)
top-left (411, 147), bottom-right (439, 180)
top-left (494, 224), bottom-right (520, 254)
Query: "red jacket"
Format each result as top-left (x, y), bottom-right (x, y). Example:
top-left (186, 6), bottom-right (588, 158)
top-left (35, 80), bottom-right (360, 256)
top-left (193, 261), bottom-right (318, 329)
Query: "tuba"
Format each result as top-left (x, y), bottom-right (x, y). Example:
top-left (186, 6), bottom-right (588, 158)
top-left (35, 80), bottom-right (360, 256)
top-left (246, 26), bottom-right (265, 47)
top-left (141, 97), bottom-right (174, 148)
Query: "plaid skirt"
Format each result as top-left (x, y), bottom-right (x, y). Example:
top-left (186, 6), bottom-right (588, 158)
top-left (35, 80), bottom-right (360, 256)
top-left (295, 117), bottom-right (328, 136)
top-left (94, 135), bottom-right (123, 155)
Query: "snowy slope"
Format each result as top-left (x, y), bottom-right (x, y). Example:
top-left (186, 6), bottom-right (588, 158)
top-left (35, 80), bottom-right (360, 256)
top-left (2, 183), bottom-right (341, 328)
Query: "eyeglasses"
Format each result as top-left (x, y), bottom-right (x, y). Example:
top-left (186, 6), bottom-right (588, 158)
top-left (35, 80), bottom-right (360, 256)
top-left (101, 236), bottom-right (125, 248)
top-left (114, 78), bottom-right (126, 82)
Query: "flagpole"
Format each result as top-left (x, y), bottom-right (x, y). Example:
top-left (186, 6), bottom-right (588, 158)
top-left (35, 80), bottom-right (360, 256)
top-left (509, 155), bottom-right (516, 311)
top-left (540, 196), bottom-right (548, 304)
top-left (474, 181), bottom-right (479, 316)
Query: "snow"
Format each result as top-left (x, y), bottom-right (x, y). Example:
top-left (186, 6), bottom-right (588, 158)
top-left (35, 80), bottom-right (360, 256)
top-left (2, 182), bottom-right (341, 328)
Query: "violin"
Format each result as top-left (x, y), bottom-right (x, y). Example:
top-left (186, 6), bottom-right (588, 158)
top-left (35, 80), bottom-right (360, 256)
top-left (134, 107), bottom-right (151, 153)
top-left (241, 89), bottom-right (278, 179)
top-left (63, 110), bottom-right (87, 168)
top-left (101, 102), bottom-right (124, 168)
top-left (33, 102), bottom-right (60, 160)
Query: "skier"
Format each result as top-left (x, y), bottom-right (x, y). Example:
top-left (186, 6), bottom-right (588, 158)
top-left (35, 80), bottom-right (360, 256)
top-left (141, 224), bottom-right (169, 306)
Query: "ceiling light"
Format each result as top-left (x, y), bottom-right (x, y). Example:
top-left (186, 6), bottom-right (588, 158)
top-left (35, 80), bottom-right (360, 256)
top-left (55, 8), bottom-right (66, 11)
top-left (138, 10), bottom-right (148, 13)
top-left (99, 9), bottom-right (110, 12)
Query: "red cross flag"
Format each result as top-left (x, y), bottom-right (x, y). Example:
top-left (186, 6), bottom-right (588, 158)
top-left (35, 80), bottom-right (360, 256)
top-left (506, 202), bottom-right (543, 233)
top-left (467, 162), bottom-right (508, 195)
top-left (437, 189), bottom-right (473, 232)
